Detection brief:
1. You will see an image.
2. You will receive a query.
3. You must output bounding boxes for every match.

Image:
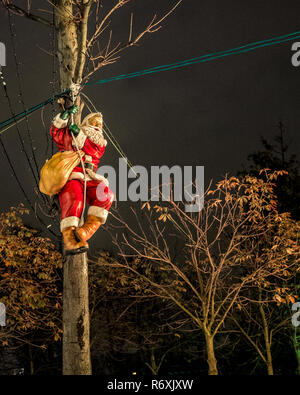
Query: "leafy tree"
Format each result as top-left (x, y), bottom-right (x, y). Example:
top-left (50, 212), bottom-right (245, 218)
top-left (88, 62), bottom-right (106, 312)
top-left (239, 121), bottom-right (300, 219)
top-left (0, 205), bottom-right (62, 374)
top-left (236, 124), bottom-right (300, 374)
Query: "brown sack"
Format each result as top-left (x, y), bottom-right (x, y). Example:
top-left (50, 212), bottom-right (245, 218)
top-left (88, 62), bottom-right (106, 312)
top-left (39, 150), bottom-right (84, 196)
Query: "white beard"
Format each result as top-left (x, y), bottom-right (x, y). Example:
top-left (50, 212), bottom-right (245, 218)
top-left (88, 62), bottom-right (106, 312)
top-left (81, 125), bottom-right (107, 147)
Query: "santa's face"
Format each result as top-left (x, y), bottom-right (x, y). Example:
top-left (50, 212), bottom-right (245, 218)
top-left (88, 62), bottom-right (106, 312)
top-left (88, 115), bottom-right (102, 129)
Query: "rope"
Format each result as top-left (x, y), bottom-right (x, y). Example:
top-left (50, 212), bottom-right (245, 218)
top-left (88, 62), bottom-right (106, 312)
top-left (80, 92), bottom-right (137, 176)
top-left (81, 93), bottom-right (130, 162)
top-left (81, 92), bottom-right (195, 241)
top-left (69, 84), bottom-right (87, 227)
top-left (71, 130), bottom-right (87, 227)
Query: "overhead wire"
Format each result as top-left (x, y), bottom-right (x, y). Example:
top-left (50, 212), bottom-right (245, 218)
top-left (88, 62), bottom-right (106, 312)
top-left (7, 12), bottom-right (52, 216)
top-left (2, 28), bottom-right (300, 135)
top-left (0, 66), bottom-right (58, 238)
top-left (7, 12), bottom-right (57, 222)
top-left (84, 29), bottom-right (300, 85)
top-left (1, 13), bottom-right (60, 235)
top-left (8, 12), bottom-right (40, 181)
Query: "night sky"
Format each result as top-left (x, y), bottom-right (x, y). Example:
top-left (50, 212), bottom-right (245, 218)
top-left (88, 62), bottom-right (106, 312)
top-left (0, 0), bottom-right (299, 251)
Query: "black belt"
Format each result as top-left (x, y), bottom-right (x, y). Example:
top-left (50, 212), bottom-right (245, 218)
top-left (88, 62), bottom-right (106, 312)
top-left (79, 162), bottom-right (95, 171)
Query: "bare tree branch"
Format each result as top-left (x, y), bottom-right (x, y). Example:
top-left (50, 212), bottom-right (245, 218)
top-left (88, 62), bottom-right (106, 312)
top-left (83, 0), bottom-right (183, 81)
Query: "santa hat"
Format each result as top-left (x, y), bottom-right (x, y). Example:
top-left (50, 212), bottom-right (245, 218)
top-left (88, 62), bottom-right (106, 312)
top-left (81, 112), bottom-right (103, 127)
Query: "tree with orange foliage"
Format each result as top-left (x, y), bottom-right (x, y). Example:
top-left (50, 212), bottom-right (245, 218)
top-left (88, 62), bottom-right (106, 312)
top-left (0, 205), bottom-right (62, 374)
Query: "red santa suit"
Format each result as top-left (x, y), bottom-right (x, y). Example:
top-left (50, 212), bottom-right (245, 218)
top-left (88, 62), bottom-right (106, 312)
top-left (50, 112), bottom-right (114, 232)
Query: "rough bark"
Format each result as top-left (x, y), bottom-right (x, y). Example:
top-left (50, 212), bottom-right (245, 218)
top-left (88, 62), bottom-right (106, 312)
top-left (55, 0), bottom-right (78, 91)
top-left (28, 344), bottom-right (34, 375)
top-left (63, 252), bottom-right (91, 375)
top-left (74, 0), bottom-right (91, 83)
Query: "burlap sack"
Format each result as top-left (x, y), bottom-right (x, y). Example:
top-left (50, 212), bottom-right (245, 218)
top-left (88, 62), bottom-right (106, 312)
top-left (39, 150), bottom-right (84, 196)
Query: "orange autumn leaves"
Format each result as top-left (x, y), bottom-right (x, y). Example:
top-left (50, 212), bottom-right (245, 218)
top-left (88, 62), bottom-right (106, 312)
top-left (0, 205), bottom-right (63, 347)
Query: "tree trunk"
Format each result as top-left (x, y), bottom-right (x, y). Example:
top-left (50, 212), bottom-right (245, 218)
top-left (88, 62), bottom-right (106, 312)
top-left (55, 1), bottom-right (91, 375)
top-left (28, 344), bottom-right (34, 375)
top-left (63, 252), bottom-right (91, 375)
top-left (55, 0), bottom-right (78, 91)
top-left (149, 349), bottom-right (159, 375)
top-left (205, 333), bottom-right (218, 375)
top-left (265, 338), bottom-right (273, 375)
top-left (293, 334), bottom-right (300, 375)
top-left (259, 303), bottom-right (274, 375)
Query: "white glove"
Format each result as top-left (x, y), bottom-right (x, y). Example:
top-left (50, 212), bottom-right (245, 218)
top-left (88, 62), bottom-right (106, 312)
top-left (70, 82), bottom-right (81, 99)
top-left (86, 169), bottom-right (109, 186)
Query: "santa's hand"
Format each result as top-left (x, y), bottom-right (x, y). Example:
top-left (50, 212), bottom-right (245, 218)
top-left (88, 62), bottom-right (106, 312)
top-left (68, 105), bottom-right (78, 115)
top-left (70, 82), bottom-right (81, 98)
top-left (60, 105), bottom-right (78, 121)
top-left (69, 123), bottom-right (81, 136)
top-left (86, 169), bottom-right (109, 186)
top-left (60, 109), bottom-right (70, 120)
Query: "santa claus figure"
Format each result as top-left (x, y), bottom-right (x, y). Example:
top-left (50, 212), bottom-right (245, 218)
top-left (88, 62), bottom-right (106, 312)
top-left (50, 106), bottom-right (114, 255)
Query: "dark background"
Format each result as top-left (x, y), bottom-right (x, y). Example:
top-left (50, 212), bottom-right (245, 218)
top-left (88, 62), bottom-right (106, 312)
top-left (0, 0), bottom-right (299, 251)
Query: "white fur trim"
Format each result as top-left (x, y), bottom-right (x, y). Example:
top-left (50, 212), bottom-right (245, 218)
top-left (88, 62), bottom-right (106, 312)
top-left (72, 130), bottom-right (87, 149)
top-left (88, 206), bottom-right (108, 224)
top-left (60, 216), bottom-right (80, 231)
top-left (52, 113), bottom-right (68, 129)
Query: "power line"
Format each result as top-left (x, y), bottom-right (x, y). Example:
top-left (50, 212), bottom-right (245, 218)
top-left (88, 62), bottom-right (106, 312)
top-left (1, 28), bottom-right (300, 134)
top-left (0, 90), bottom-right (68, 131)
top-left (5, 14), bottom-right (55, 230)
top-left (7, 12), bottom-right (51, 215)
top-left (0, 65), bottom-right (40, 190)
top-left (0, 66), bottom-right (58, 238)
top-left (84, 29), bottom-right (300, 85)
top-left (8, 12), bottom-right (40, 181)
